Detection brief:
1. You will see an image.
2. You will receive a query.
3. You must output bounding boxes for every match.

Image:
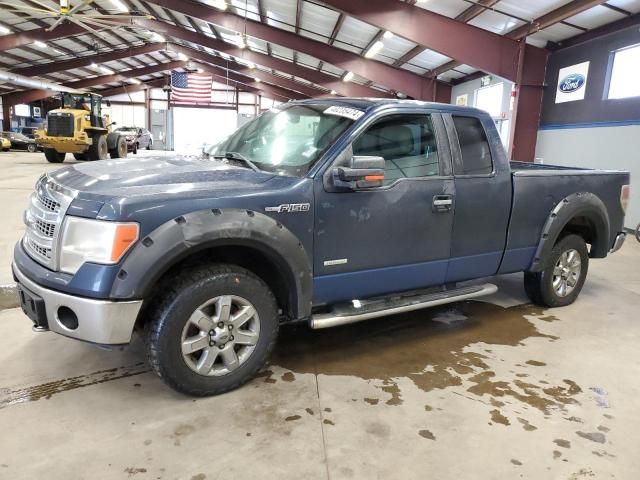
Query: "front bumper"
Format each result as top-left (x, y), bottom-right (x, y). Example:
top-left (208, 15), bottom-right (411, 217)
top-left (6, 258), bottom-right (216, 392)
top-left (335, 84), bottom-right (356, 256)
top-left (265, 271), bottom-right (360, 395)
top-left (13, 263), bottom-right (142, 345)
top-left (610, 232), bottom-right (626, 253)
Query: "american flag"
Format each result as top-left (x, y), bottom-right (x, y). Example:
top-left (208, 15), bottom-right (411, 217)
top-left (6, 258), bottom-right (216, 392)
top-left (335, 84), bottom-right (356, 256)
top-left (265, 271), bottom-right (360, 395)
top-left (170, 71), bottom-right (213, 104)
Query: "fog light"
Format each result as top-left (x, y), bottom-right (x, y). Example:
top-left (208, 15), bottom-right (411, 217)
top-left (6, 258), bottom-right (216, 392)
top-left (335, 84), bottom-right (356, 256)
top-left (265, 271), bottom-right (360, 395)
top-left (57, 306), bottom-right (78, 330)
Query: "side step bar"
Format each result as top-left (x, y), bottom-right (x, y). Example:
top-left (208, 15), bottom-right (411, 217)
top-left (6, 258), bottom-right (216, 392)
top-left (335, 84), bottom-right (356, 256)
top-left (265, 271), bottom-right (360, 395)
top-left (310, 283), bottom-right (498, 330)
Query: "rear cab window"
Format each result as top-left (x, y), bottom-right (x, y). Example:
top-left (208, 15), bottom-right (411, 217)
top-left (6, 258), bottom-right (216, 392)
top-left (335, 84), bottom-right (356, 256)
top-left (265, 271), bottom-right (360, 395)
top-left (451, 116), bottom-right (493, 176)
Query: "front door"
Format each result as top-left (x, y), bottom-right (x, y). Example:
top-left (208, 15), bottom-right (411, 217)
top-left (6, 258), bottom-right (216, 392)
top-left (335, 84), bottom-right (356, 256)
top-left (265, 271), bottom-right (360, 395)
top-left (313, 112), bottom-right (455, 305)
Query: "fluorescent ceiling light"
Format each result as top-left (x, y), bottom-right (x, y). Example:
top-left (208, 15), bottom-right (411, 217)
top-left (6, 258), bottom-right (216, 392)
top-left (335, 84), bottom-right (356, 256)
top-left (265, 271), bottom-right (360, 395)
top-left (364, 40), bottom-right (384, 58)
top-left (110, 0), bottom-right (128, 12)
top-left (33, 41), bottom-right (47, 48)
top-left (254, 78), bottom-right (261, 82)
top-left (330, 90), bottom-right (337, 95)
top-left (343, 71), bottom-right (354, 82)
top-left (129, 78), bottom-right (141, 84)
top-left (0, 25), bottom-right (11, 35)
top-left (177, 52), bottom-right (189, 61)
top-left (383, 31), bottom-right (394, 39)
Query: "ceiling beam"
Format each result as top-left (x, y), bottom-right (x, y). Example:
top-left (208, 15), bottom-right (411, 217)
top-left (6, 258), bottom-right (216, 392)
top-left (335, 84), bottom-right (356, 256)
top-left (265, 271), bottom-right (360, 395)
top-left (321, 0), bottom-right (546, 83)
top-left (97, 78), bottom-right (166, 98)
top-left (431, 0), bottom-right (606, 78)
top-left (11, 44), bottom-right (166, 77)
top-left (0, 23), bottom-right (86, 52)
top-left (3, 61), bottom-right (188, 106)
top-left (143, 0), bottom-right (445, 99)
top-left (135, 18), bottom-right (393, 98)
top-left (392, 0), bottom-right (501, 69)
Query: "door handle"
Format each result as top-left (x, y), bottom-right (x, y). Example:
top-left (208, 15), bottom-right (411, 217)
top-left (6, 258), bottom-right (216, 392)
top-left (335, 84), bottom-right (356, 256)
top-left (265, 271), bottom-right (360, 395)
top-left (432, 195), bottom-right (454, 212)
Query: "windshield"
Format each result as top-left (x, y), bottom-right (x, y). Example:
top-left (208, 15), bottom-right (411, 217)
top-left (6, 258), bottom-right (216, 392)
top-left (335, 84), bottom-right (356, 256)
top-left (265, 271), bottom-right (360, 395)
top-left (209, 104), bottom-right (358, 176)
top-left (116, 127), bottom-right (138, 134)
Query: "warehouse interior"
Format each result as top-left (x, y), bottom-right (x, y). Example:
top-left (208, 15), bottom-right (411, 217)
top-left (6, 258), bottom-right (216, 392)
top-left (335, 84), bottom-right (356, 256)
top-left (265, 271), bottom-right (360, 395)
top-left (0, 1), bottom-right (639, 479)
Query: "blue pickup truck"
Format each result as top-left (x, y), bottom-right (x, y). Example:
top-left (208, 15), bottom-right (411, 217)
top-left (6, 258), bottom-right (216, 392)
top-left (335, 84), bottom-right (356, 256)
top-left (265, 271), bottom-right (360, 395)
top-left (13, 99), bottom-right (630, 396)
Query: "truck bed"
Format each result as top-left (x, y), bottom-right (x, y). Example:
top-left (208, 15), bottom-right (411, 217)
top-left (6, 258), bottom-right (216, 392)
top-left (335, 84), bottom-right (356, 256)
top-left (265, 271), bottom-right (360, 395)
top-left (498, 161), bottom-right (630, 275)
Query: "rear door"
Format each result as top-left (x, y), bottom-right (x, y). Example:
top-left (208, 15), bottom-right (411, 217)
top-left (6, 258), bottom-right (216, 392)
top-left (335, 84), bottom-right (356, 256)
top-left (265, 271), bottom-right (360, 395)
top-left (443, 114), bottom-right (512, 282)
top-left (313, 111), bottom-right (456, 305)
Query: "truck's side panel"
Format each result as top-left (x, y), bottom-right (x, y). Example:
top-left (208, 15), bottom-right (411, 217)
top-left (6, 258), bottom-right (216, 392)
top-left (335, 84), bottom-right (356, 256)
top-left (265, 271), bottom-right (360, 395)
top-left (499, 170), bottom-right (628, 274)
top-left (443, 113), bottom-right (512, 283)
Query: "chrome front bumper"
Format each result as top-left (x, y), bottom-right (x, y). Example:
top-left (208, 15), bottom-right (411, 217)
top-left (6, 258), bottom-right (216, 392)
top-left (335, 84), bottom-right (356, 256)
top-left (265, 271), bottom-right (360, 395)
top-left (610, 232), bottom-right (626, 253)
top-left (13, 264), bottom-right (142, 345)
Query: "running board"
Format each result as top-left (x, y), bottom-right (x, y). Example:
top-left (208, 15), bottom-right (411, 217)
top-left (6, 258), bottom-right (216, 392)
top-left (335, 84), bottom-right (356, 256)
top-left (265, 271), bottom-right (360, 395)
top-left (310, 283), bottom-right (498, 330)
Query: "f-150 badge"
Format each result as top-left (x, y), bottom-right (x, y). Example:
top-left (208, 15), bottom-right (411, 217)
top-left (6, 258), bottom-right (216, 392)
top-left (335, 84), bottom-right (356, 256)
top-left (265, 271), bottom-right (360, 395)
top-left (265, 203), bottom-right (310, 213)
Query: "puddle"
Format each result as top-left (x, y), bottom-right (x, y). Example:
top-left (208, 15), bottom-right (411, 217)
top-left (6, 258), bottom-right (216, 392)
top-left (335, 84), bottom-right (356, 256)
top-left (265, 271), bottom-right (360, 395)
top-left (0, 363), bottom-right (150, 408)
top-left (274, 301), bottom-right (577, 413)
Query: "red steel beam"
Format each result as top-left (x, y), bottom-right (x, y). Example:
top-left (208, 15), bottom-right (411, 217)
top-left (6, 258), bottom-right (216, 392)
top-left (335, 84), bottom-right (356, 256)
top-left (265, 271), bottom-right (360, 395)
top-left (11, 44), bottom-right (166, 77)
top-left (320, 0), bottom-right (539, 83)
top-left (432, 0), bottom-right (604, 78)
top-left (135, 18), bottom-right (392, 98)
top-left (3, 61), bottom-right (188, 106)
top-left (143, 0), bottom-right (444, 99)
top-left (0, 22), bottom-right (86, 52)
top-left (97, 78), bottom-right (166, 98)
top-left (168, 44), bottom-right (322, 98)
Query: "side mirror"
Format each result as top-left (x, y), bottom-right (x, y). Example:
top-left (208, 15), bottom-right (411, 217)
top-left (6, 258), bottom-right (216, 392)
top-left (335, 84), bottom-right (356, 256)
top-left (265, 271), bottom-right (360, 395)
top-left (105, 100), bottom-right (111, 107)
top-left (332, 155), bottom-right (385, 190)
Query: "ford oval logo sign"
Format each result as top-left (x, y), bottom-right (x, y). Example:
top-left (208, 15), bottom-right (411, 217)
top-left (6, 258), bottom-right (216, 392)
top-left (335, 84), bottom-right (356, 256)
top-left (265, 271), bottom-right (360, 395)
top-left (558, 74), bottom-right (586, 93)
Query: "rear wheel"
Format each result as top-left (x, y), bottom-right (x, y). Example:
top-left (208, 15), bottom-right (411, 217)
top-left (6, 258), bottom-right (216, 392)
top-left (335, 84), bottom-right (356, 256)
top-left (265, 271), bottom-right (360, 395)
top-left (524, 234), bottom-right (589, 307)
top-left (44, 148), bottom-right (65, 163)
top-left (87, 135), bottom-right (108, 161)
top-left (109, 136), bottom-right (127, 159)
top-left (73, 153), bottom-right (87, 161)
top-left (145, 264), bottom-right (279, 396)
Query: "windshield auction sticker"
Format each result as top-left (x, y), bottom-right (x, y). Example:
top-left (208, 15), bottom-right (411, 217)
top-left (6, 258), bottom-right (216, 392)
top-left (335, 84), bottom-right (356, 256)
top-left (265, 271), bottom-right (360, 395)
top-left (324, 106), bottom-right (364, 121)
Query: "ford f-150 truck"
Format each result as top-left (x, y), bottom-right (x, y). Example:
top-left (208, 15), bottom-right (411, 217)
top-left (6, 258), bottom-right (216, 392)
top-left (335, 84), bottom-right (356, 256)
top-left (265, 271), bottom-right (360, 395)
top-left (13, 99), bottom-right (630, 396)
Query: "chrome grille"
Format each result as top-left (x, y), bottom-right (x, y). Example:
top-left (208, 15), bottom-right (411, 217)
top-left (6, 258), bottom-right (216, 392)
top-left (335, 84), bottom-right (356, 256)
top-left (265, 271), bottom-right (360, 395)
top-left (35, 219), bottom-right (56, 237)
top-left (36, 192), bottom-right (60, 212)
top-left (22, 176), bottom-right (75, 270)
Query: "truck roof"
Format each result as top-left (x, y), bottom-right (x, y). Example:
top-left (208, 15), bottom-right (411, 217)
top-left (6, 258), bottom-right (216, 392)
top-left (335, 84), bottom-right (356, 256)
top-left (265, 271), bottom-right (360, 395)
top-left (287, 97), bottom-right (487, 117)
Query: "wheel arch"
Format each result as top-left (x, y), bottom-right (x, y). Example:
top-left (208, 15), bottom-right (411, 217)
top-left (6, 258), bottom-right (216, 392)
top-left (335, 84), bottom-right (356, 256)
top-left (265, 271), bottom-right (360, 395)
top-left (529, 192), bottom-right (610, 272)
top-left (110, 208), bottom-right (313, 320)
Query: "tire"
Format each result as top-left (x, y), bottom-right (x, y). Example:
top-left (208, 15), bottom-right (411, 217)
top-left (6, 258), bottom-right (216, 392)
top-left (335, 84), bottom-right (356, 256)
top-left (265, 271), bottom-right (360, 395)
top-left (635, 223), bottom-right (640, 243)
top-left (133, 143), bottom-right (138, 155)
top-left (44, 148), bottom-right (65, 163)
top-left (145, 264), bottom-right (279, 396)
top-left (73, 153), bottom-right (87, 161)
top-left (109, 136), bottom-right (127, 159)
top-left (27, 143), bottom-right (37, 153)
top-left (524, 234), bottom-right (589, 308)
top-left (87, 135), bottom-right (108, 161)
top-left (146, 140), bottom-right (152, 150)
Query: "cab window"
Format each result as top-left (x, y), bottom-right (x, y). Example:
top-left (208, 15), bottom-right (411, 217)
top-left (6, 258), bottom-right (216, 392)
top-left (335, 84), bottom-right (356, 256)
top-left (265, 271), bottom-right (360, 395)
top-left (353, 114), bottom-right (440, 185)
top-left (452, 116), bottom-right (493, 175)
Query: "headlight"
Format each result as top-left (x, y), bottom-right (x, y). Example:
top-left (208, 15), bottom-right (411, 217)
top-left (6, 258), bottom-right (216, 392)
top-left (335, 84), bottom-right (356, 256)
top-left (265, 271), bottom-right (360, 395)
top-left (59, 217), bottom-right (139, 274)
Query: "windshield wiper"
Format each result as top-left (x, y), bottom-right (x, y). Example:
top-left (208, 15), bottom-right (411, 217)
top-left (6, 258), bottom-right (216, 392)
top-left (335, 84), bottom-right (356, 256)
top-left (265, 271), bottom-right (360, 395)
top-left (213, 152), bottom-right (260, 172)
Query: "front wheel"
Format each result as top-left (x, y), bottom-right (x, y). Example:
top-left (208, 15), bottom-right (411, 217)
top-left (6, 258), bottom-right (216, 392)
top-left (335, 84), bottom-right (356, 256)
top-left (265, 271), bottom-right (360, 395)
top-left (524, 234), bottom-right (589, 307)
top-left (145, 264), bottom-right (279, 396)
top-left (109, 136), bottom-right (127, 159)
top-left (44, 148), bottom-right (65, 163)
top-left (27, 143), bottom-right (37, 153)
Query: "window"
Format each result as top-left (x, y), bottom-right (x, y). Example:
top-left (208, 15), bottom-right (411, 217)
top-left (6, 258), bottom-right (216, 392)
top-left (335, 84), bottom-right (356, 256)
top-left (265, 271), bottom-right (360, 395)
top-left (475, 82), bottom-right (504, 118)
top-left (608, 44), bottom-right (640, 99)
top-left (452, 116), bottom-right (493, 175)
top-left (353, 114), bottom-right (439, 185)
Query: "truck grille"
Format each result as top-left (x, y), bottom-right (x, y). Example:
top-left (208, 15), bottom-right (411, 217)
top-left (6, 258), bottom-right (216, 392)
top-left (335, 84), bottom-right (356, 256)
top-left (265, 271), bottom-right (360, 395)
top-left (23, 176), bottom-right (75, 270)
top-left (47, 113), bottom-right (74, 137)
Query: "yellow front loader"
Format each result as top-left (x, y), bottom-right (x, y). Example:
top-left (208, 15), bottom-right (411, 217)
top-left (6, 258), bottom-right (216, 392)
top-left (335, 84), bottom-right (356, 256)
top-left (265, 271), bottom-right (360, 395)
top-left (35, 92), bottom-right (127, 163)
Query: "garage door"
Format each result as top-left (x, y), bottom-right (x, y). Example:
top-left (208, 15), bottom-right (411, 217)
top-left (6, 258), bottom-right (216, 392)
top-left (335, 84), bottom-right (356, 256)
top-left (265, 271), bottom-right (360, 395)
top-left (173, 107), bottom-right (238, 154)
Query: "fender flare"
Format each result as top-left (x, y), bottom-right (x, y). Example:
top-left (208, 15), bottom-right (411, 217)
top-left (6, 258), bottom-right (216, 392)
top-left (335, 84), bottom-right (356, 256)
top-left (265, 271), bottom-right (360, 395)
top-left (110, 208), bottom-right (313, 318)
top-left (529, 192), bottom-right (610, 272)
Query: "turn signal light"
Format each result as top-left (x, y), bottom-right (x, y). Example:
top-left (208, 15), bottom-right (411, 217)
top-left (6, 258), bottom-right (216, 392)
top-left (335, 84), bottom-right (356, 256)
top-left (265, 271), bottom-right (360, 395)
top-left (111, 224), bottom-right (140, 262)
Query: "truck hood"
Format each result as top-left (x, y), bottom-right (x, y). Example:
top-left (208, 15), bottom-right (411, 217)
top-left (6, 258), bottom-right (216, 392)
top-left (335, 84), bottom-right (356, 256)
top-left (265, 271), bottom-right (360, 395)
top-left (48, 155), bottom-right (276, 198)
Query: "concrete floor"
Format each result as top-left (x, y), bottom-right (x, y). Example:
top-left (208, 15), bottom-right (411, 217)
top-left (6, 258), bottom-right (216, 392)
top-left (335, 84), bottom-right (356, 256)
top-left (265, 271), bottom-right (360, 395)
top-left (0, 150), bottom-right (639, 479)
